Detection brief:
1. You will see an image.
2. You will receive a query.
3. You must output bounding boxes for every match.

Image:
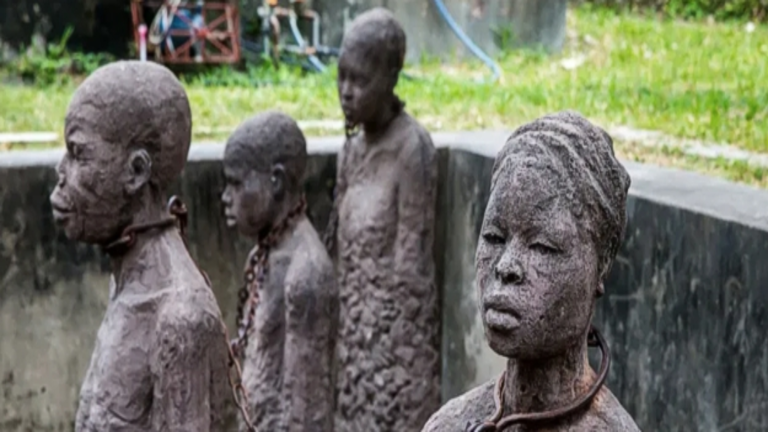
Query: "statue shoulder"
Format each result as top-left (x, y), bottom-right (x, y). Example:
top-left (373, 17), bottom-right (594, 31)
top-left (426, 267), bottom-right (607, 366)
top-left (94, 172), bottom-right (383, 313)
top-left (580, 386), bottom-right (641, 431)
top-left (400, 114), bottom-right (436, 153)
top-left (284, 220), bottom-right (337, 303)
top-left (422, 380), bottom-right (496, 432)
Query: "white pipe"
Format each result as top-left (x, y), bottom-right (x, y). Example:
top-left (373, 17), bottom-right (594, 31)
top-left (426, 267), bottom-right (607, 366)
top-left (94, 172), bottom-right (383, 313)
top-left (138, 24), bottom-right (148, 61)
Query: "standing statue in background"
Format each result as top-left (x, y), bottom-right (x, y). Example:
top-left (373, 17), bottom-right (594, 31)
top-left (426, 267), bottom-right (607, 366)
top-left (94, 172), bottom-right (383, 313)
top-left (222, 111), bottom-right (338, 431)
top-left (324, 8), bottom-right (440, 431)
top-left (49, 61), bottom-right (230, 431)
top-left (422, 112), bottom-right (641, 432)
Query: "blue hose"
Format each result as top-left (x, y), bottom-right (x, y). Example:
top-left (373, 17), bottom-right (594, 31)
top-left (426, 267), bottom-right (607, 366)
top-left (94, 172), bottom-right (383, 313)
top-left (432, 0), bottom-right (502, 83)
top-left (287, 11), bottom-right (327, 73)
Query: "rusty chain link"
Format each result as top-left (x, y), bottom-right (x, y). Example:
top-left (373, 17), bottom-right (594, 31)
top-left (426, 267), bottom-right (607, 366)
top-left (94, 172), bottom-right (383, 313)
top-left (467, 326), bottom-right (611, 432)
top-left (232, 195), bottom-right (308, 359)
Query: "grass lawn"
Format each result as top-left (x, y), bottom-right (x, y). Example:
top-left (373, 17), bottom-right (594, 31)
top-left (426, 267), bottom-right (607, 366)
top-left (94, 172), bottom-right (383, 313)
top-left (1, 6), bottom-right (767, 184)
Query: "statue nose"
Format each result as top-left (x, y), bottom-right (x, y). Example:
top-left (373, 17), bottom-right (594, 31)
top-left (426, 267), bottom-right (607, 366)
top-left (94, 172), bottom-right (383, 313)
top-left (494, 255), bottom-right (524, 285)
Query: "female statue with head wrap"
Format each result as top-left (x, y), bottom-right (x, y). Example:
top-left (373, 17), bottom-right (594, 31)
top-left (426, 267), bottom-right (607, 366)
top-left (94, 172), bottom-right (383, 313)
top-left (423, 111), bottom-right (640, 431)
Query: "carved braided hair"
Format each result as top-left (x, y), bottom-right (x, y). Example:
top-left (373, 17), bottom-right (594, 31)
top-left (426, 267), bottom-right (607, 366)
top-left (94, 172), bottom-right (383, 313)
top-left (494, 111), bottom-right (631, 282)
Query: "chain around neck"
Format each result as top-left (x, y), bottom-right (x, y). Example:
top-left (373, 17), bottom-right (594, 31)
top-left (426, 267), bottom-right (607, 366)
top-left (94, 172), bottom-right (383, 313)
top-left (233, 195), bottom-right (308, 358)
top-left (467, 326), bottom-right (611, 432)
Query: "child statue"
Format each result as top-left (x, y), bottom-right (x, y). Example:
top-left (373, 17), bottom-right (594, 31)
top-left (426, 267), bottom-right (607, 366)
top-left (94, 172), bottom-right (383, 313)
top-left (325, 7), bottom-right (440, 431)
top-left (221, 111), bottom-right (338, 431)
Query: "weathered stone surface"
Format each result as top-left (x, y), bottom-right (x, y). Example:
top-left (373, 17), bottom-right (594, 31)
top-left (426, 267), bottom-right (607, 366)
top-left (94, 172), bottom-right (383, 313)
top-left (598, 161), bottom-right (768, 431)
top-left (2, 131), bottom-right (768, 431)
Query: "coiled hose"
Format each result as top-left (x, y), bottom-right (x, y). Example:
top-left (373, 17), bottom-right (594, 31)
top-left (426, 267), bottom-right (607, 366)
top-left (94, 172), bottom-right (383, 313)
top-left (432, 0), bottom-right (502, 83)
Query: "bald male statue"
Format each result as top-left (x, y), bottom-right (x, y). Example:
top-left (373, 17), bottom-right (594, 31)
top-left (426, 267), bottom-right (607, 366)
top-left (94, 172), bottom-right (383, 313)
top-left (49, 61), bottom-right (230, 431)
top-left (423, 112), bottom-right (640, 432)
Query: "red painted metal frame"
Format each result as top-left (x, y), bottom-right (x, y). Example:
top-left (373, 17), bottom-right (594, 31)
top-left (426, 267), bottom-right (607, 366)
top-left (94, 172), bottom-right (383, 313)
top-left (131, 0), bottom-right (241, 64)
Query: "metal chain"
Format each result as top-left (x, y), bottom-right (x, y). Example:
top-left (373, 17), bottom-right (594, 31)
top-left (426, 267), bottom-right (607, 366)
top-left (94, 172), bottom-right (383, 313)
top-left (467, 326), bottom-right (611, 432)
top-left (232, 195), bottom-right (308, 359)
top-left (222, 323), bottom-right (257, 431)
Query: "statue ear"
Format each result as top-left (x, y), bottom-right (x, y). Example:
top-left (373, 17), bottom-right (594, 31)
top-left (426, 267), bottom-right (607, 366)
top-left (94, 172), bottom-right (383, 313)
top-left (125, 149), bottom-right (152, 196)
top-left (271, 163), bottom-right (286, 201)
top-left (596, 281), bottom-right (605, 298)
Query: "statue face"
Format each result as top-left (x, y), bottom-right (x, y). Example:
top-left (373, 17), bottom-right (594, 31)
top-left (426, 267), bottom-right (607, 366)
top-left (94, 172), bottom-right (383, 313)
top-left (475, 159), bottom-right (599, 359)
top-left (49, 119), bottom-right (132, 244)
top-left (337, 49), bottom-right (393, 126)
top-left (221, 152), bottom-right (275, 238)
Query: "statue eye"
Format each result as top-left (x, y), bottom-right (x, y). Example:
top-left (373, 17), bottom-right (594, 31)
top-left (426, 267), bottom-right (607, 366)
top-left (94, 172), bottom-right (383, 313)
top-left (67, 142), bottom-right (81, 159)
top-left (224, 174), bottom-right (241, 186)
top-left (531, 242), bottom-right (559, 255)
top-left (482, 232), bottom-right (505, 245)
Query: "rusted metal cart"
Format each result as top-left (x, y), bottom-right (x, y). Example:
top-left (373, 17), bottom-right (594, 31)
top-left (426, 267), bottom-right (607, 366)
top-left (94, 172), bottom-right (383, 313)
top-left (131, 0), bottom-right (241, 64)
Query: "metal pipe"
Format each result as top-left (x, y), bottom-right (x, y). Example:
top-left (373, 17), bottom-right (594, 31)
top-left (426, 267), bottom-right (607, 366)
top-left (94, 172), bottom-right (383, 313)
top-left (261, 0), bottom-right (272, 57)
top-left (139, 24), bottom-right (148, 61)
top-left (287, 8), bottom-right (326, 72)
top-left (301, 9), bottom-right (321, 50)
top-left (432, 0), bottom-right (501, 82)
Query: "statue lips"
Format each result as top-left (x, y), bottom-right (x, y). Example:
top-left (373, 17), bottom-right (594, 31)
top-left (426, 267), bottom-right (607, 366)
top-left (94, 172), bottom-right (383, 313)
top-left (223, 207), bottom-right (237, 228)
top-left (340, 102), bottom-right (355, 122)
top-left (483, 304), bottom-right (521, 332)
top-left (224, 213), bottom-right (237, 228)
top-left (50, 197), bottom-right (72, 225)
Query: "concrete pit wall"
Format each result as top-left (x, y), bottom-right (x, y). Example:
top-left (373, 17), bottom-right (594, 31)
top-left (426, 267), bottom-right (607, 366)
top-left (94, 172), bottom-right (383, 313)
top-left (1, 131), bottom-right (767, 431)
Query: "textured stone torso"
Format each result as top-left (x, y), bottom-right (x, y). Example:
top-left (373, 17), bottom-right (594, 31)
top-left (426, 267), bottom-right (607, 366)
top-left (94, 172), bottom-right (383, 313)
top-left (241, 219), bottom-right (337, 432)
top-left (335, 114), bottom-right (440, 431)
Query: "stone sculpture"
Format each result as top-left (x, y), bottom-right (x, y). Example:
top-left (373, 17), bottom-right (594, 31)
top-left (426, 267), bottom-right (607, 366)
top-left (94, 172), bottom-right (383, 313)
top-left (422, 111), bottom-right (641, 432)
top-left (222, 111), bottom-right (338, 431)
top-left (324, 8), bottom-right (440, 431)
top-left (49, 61), bottom-right (230, 431)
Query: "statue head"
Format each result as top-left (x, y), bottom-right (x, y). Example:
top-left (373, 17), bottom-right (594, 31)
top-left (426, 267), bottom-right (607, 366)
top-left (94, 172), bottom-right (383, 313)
top-left (476, 111), bottom-right (630, 359)
top-left (221, 110), bottom-right (307, 238)
top-left (49, 60), bottom-right (191, 245)
top-left (337, 7), bottom-right (406, 128)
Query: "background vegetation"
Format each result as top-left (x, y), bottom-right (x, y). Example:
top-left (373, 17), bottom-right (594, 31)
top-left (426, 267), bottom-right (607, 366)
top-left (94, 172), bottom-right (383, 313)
top-left (1, 5), bottom-right (767, 186)
top-left (582, 0), bottom-right (768, 21)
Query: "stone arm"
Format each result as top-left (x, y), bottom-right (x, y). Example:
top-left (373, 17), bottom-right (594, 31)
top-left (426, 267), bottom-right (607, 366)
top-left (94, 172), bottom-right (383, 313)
top-left (395, 134), bottom-right (438, 298)
top-left (281, 267), bottom-right (338, 431)
top-left (150, 313), bottom-right (221, 431)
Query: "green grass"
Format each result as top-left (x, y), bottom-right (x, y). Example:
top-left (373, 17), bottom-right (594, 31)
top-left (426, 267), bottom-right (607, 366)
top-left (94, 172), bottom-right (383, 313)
top-left (1, 6), bottom-right (767, 184)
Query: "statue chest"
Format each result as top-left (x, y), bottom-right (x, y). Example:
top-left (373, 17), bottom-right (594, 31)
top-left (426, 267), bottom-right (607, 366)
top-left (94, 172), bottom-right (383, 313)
top-left (77, 299), bottom-right (156, 430)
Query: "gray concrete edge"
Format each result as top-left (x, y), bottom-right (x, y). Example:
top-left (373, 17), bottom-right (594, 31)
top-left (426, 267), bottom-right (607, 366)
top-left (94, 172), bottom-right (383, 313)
top-left (3, 130), bottom-right (768, 232)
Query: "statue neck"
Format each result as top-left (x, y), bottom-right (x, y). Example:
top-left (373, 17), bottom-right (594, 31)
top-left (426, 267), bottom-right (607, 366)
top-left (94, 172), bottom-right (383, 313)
top-left (362, 96), bottom-right (400, 137)
top-left (108, 195), bottom-right (183, 296)
top-left (503, 337), bottom-right (594, 417)
top-left (257, 193), bottom-right (306, 244)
